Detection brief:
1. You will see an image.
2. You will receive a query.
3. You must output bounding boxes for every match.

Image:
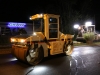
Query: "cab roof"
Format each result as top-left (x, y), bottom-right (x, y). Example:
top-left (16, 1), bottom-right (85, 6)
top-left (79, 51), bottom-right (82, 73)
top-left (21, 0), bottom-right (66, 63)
top-left (30, 14), bottom-right (60, 20)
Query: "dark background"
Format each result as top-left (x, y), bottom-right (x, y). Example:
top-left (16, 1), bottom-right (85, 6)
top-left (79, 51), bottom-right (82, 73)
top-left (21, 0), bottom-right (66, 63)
top-left (94, 0), bottom-right (100, 31)
top-left (0, 0), bottom-right (99, 31)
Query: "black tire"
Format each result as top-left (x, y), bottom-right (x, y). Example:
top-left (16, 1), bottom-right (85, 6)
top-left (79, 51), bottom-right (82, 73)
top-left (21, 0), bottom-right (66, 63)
top-left (63, 42), bottom-right (73, 55)
top-left (26, 45), bottom-right (44, 65)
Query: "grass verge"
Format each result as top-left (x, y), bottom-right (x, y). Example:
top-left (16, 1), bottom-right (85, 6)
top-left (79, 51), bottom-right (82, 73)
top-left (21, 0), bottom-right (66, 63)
top-left (74, 42), bottom-right (100, 46)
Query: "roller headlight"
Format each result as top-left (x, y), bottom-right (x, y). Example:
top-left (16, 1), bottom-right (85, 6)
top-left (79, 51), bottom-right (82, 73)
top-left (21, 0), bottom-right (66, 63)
top-left (20, 39), bottom-right (26, 43)
top-left (11, 38), bottom-right (16, 42)
top-left (33, 32), bottom-right (37, 35)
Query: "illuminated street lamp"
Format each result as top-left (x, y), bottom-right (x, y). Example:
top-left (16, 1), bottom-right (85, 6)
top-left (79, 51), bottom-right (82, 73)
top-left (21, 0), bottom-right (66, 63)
top-left (85, 21), bottom-right (95, 32)
top-left (74, 24), bottom-right (79, 29)
top-left (85, 22), bottom-right (92, 27)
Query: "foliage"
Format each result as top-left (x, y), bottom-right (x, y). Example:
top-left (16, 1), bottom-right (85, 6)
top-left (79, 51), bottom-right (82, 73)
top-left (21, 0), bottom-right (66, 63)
top-left (83, 32), bottom-right (95, 41)
top-left (44, 0), bottom-right (94, 34)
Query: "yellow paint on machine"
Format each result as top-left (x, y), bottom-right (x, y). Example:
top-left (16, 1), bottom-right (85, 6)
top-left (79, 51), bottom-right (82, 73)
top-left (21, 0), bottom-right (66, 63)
top-left (50, 41), bottom-right (65, 55)
top-left (13, 46), bottom-right (28, 62)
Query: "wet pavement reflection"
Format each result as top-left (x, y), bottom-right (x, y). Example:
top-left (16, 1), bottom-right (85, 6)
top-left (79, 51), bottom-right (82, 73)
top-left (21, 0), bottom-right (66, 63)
top-left (0, 46), bottom-right (100, 75)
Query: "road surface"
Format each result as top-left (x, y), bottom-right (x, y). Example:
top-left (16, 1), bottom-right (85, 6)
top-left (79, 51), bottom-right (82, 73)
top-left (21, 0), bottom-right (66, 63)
top-left (0, 46), bottom-right (100, 75)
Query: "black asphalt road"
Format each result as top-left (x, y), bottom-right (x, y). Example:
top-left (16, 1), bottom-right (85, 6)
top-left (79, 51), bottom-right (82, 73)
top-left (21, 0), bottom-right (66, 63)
top-left (0, 46), bottom-right (100, 75)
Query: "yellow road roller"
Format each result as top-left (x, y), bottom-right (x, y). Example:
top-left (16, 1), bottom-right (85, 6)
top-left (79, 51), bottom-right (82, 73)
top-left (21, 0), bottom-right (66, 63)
top-left (10, 14), bottom-right (74, 65)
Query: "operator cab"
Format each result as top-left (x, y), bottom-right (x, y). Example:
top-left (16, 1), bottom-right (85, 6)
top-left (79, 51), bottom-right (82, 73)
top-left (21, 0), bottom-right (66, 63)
top-left (30, 14), bottom-right (60, 40)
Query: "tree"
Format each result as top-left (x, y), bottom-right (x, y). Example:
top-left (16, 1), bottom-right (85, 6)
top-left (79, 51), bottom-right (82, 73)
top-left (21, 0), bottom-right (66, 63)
top-left (44, 0), bottom-right (93, 34)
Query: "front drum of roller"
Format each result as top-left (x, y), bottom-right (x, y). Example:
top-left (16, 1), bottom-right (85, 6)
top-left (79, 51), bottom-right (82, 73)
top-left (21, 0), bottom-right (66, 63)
top-left (11, 45), bottom-right (28, 62)
top-left (11, 45), bottom-right (44, 65)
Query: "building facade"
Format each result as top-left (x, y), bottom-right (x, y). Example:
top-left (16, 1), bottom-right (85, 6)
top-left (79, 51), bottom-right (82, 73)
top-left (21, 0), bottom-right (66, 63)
top-left (0, 22), bottom-right (33, 45)
top-left (0, 22), bottom-right (33, 36)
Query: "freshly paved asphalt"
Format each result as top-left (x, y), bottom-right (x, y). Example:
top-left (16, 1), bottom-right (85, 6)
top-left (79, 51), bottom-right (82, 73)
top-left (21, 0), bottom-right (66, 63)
top-left (0, 46), bottom-right (100, 75)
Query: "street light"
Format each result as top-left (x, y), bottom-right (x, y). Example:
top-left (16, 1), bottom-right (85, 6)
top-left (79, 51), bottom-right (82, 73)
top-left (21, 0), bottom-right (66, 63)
top-left (85, 22), bottom-right (92, 27)
top-left (85, 21), bottom-right (95, 32)
top-left (74, 24), bottom-right (79, 29)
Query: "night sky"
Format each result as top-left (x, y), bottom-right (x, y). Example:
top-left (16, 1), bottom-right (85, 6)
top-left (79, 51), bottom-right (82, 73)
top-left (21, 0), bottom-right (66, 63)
top-left (0, 0), bottom-right (100, 30)
top-left (94, 0), bottom-right (100, 31)
top-left (0, 0), bottom-right (51, 22)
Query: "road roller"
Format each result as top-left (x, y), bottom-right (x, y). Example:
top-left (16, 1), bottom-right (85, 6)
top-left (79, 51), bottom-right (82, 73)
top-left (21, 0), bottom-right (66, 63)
top-left (10, 14), bottom-right (74, 65)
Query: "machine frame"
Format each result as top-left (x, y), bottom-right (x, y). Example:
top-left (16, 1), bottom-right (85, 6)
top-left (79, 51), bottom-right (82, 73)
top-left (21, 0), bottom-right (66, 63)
top-left (11, 14), bottom-right (74, 65)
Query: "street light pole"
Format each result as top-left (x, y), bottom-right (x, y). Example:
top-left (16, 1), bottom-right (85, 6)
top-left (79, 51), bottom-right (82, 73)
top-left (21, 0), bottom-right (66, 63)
top-left (73, 24), bottom-right (79, 40)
